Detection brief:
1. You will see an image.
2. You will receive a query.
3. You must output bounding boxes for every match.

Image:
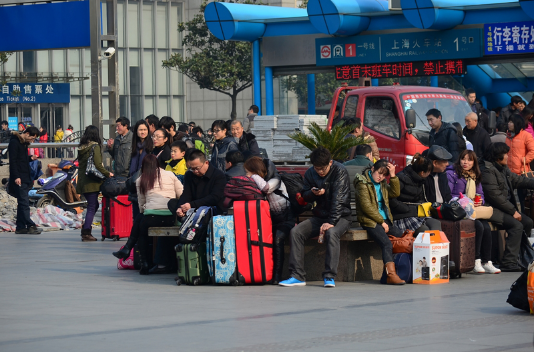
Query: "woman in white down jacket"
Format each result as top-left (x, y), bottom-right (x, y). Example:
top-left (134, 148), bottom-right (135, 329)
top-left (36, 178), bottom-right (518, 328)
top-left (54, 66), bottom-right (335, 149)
top-left (113, 154), bottom-right (183, 275)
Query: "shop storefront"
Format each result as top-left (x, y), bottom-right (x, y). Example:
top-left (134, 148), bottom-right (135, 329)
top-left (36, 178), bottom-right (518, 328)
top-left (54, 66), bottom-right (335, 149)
top-left (0, 83), bottom-right (70, 137)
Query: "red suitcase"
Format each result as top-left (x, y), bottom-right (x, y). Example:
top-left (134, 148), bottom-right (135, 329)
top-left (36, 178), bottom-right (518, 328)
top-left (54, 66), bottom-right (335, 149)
top-left (101, 195), bottom-right (133, 241)
top-left (234, 200), bottom-right (273, 284)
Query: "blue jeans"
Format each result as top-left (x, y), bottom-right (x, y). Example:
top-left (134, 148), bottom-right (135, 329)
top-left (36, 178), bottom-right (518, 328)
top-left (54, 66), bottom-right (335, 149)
top-left (83, 192), bottom-right (100, 230)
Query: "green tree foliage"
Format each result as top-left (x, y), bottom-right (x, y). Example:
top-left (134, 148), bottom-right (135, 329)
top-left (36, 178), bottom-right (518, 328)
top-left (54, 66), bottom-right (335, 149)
top-left (289, 122), bottom-right (366, 161)
top-left (162, 1), bottom-right (252, 120)
top-left (0, 52), bottom-right (12, 66)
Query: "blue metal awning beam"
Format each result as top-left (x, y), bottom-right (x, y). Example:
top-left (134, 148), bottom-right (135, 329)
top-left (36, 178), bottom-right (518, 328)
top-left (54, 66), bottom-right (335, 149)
top-left (307, 0), bottom-right (389, 35)
top-left (204, 2), bottom-right (308, 41)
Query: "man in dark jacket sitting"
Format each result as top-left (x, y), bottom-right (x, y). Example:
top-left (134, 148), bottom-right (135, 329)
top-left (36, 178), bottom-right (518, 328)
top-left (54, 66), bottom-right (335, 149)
top-left (225, 150), bottom-right (246, 181)
top-left (427, 108), bottom-right (460, 163)
top-left (230, 120), bottom-right (261, 157)
top-left (480, 142), bottom-right (534, 272)
top-left (279, 147), bottom-right (351, 288)
top-left (8, 127), bottom-right (41, 234)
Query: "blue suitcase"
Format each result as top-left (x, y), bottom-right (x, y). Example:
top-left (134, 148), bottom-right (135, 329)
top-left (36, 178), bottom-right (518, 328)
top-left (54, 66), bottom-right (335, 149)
top-left (207, 215), bottom-right (241, 285)
top-left (380, 253), bottom-right (413, 284)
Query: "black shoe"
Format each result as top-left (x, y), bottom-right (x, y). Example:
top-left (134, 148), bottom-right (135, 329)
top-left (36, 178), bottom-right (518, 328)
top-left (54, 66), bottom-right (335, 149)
top-left (149, 265), bottom-right (172, 274)
top-left (28, 226), bottom-right (42, 235)
top-left (113, 246), bottom-right (131, 260)
top-left (139, 262), bottom-right (150, 275)
top-left (500, 264), bottom-right (523, 272)
top-left (15, 228), bottom-right (28, 234)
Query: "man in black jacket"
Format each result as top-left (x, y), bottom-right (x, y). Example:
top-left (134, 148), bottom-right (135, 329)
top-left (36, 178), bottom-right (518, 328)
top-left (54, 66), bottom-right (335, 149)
top-left (466, 88), bottom-right (490, 133)
top-left (423, 145), bottom-right (452, 204)
top-left (8, 127), bottom-right (41, 234)
top-left (280, 147), bottom-right (351, 288)
top-left (501, 96), bottom-right (524, 123)
top-left (230, 120), bottom-right (261, 157)
top-left (225, 150), bottom-right (246, 181)
top-left (480, 142), bottom-right (534, 272)
top-left (168, 149), bottom-right (226, 216)
top-left (426, 108), bottom-right (460, 163)
top-left (463, 112), bottom-right (491, 160)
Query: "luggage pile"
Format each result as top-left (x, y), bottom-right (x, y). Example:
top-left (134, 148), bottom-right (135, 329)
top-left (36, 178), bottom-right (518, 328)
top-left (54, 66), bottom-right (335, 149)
top-left (176, 199), bottom-right (273, 286)
top-left (28, 205), bottom-right (83, 231)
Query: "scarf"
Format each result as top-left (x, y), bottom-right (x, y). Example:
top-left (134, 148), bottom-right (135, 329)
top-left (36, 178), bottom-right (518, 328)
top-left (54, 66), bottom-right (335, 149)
top-left (461, 169), bottom-right (477, 200)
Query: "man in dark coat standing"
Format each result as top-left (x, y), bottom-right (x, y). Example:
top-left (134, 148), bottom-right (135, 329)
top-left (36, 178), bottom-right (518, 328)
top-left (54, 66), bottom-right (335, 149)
top-left (466, 88), bottom-right (490, 133)
top-left (8, 126), bottom-right (41, 234)
top-left (426, 108), bottom-right (460, 163)
top-left (463, 112), bottom-right (492, 160)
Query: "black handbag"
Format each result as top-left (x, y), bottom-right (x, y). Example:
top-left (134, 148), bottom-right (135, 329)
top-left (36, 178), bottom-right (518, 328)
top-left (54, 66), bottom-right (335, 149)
top-left (430, 201), bottom-right (466, 221)
top-left (506, 270), bottom-right (530, 312)
top-left (85, 145), bottom-right (106, 181)
top-left (100, 176), bottom-right (129, 198)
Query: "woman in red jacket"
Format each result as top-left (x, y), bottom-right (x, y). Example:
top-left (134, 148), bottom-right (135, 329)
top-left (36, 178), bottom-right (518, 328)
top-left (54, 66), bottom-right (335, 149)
top-left (506, 114), bottom-right (534, 212)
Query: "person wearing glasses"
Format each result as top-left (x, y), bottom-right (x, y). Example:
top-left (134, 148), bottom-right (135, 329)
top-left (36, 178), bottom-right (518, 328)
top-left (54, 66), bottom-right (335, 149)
top-left (151, 128), bottom-right (172, 169)
top-left (8, 126), bottom-right (42, 235)
top-left (210, 120), bottom-right (238, 171)
top-left (279, 147), bottom-right (352, 288)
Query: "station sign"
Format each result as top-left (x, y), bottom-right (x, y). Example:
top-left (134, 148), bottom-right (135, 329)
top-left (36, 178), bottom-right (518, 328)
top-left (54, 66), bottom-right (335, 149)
top-left (0, 83), bottom-right (70, 104)
top-left (316, 28), bottom-right (482, 66)
top-left (335, 60), bottom-right (467, 80)
top-left (484, 21), bottom-right (534, 55)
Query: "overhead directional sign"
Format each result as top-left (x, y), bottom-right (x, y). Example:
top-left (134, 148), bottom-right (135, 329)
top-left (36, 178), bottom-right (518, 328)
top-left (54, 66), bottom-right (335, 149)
top-left (484, 21), bottom-right (534, 55)
top-left (316, 28), bottom-right (482, 66)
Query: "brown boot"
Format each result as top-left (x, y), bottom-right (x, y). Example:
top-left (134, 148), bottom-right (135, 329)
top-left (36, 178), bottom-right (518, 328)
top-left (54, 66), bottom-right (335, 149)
top-left (81, 228), bottom-right (97, 242)
top-left (385, 262), bottom-right (406, 285)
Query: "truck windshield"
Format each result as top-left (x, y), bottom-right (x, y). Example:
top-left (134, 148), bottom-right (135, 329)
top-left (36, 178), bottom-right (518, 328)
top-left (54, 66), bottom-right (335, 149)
top-left (401, 93), bottom-right (472, 131)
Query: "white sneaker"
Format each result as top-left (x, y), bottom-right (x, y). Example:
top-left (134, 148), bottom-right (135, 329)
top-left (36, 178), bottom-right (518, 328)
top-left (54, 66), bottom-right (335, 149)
top-left (482, 261), bottom-right (501, 274)
top-left (473, 259), bottom-right (485, 274)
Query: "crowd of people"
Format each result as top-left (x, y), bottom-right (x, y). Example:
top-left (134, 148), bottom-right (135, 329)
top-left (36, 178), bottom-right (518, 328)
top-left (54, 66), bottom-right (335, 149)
top-left (8, 89), bottom-right (534, 286)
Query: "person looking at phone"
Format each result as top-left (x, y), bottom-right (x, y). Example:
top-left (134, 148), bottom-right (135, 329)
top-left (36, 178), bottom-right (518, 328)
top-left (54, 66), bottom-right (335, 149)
top-left (279, 147), bottom-right (351, 288)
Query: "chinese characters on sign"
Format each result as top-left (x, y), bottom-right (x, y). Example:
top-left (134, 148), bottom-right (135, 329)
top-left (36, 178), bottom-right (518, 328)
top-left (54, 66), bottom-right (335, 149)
top-left (316, 28), bottom-right (482, 66)
top-left (484, 21), bottom-right (534, 55)
top-left (335, 60), bottom-right (467, 80)
top-left (0, 83), bottom-right (70, 103)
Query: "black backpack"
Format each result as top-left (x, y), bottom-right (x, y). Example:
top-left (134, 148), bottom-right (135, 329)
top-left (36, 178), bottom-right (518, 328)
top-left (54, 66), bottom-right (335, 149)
top-left (276, 172), bottom-right (313, 215)
top-left (506, 270), bottom-right (530, 312)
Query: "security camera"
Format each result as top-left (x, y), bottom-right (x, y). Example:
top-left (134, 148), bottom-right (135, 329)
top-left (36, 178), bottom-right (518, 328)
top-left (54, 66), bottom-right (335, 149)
top-left (103, 47), bottom-right (115, 58)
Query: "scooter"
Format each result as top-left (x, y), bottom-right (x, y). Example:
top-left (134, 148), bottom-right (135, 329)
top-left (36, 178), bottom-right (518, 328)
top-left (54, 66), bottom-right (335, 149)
top-left (36, 161), bottom-right (87, 210)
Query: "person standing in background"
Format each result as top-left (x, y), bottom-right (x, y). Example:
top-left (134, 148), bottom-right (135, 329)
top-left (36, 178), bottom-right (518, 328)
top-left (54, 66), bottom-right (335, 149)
top-left (243, 105), bottom-right (258, 133)
top-left (107, 117), bottom-right (133, 177)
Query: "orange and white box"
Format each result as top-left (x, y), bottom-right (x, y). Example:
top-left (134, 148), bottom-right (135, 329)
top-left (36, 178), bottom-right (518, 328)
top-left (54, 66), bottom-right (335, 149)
top-left (413, 230), bottom-right (450, 285)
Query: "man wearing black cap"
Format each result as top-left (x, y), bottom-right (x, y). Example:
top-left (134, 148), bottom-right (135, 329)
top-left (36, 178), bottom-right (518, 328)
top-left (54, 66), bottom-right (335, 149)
top-left (423, 145), bottom-right (452, 204)
top-left (426, 108), bottom-right (460, 163)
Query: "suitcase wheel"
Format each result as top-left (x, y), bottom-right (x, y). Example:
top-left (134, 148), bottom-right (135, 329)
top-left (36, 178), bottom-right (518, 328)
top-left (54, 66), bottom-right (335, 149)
top-left (176, 279), bottom-right (182, 286)
top-left (113, 236), bottom-right (119, 241)
top-left (101, 237), bottom-right (105, 241)
top-left (175, 244), bottom-right (183, 253)
top-left (193, 278), bottom-right (200, 286)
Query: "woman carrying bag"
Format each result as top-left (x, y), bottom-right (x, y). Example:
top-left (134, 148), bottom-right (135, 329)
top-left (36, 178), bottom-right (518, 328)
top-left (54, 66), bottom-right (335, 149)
top-left (76, 125), bottom-right (113, 242)
top-left (446, 149), bottom-right (500, 274)
top-left (506, 114), bottom-right (534, 212)
top-left (389, 153), bottom-right (442, 236)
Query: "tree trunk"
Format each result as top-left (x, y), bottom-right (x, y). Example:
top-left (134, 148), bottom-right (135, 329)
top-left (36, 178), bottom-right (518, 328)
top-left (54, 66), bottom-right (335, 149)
top-left (230, 89), bottom-right (237, 120)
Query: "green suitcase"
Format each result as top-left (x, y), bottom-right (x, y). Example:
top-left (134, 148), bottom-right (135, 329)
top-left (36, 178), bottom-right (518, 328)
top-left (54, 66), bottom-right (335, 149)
top-left (174, 243), bottom-right (210, 286)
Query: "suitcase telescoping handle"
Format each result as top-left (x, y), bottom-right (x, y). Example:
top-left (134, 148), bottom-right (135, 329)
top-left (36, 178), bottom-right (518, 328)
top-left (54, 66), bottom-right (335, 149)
top-left (220, 237), bottom-right (226, 264)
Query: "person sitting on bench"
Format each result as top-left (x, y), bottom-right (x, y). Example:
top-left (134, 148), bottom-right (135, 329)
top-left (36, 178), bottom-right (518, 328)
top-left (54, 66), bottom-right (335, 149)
top-left (480, 142), bottom-right (534, 272)
top-left (354, 159), bottom-right (406, 285)
top-left (279, 147), bottom-right (351, 288)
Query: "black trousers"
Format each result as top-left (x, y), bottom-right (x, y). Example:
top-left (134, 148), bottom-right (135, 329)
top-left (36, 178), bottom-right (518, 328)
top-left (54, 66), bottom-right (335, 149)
top-left (363, 219), bottom-right (403, 264)
top-left (14, 182), bottom-right (35, 230)
top-left (475, 219), bottom-right (492, 263)
top-left (492, 212), bottom-right (533, 267)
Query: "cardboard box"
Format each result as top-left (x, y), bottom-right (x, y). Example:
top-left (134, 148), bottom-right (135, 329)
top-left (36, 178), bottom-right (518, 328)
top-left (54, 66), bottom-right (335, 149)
top-left (413, 230), bottom-right (450, 284)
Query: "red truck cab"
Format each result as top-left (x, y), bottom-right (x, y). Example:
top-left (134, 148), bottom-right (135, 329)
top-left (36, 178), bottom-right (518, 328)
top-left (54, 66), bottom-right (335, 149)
top-left (327, 85), bottom-right (472, 170)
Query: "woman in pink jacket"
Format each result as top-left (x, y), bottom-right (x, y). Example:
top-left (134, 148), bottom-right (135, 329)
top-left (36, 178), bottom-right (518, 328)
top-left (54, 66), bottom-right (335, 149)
top-left (506, 114), bottom-right (534, 212)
